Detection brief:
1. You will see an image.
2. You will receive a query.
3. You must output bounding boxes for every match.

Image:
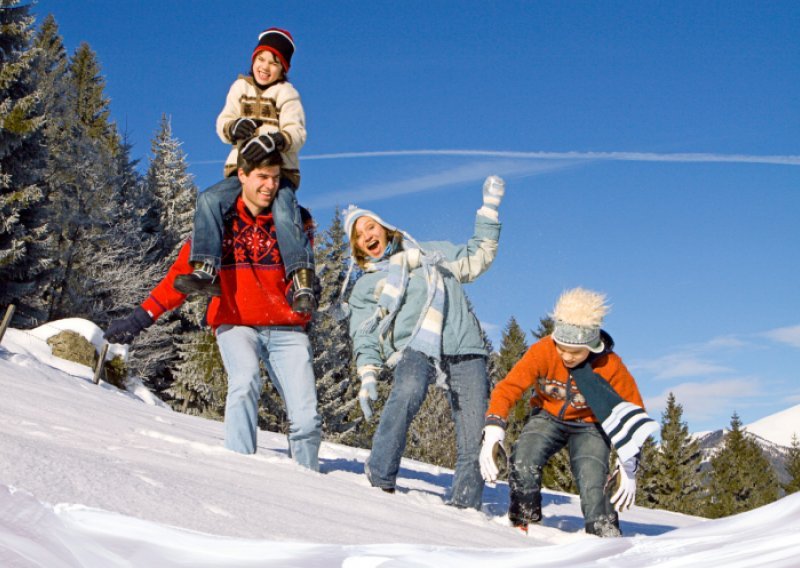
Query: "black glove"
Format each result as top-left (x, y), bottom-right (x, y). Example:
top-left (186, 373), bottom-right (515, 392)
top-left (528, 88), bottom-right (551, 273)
top-left (240, 132), bottom-right (285, 163)
top-left (227, 118), bottom-right (261, 142)
top-left (270, 131), bottom-right (286, 152)
top-left (104, 306), bottom-right (153, 344)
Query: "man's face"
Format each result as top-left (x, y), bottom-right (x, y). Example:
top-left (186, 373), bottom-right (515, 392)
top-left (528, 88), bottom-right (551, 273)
top-left (238, 165), bottom-right (281, 214)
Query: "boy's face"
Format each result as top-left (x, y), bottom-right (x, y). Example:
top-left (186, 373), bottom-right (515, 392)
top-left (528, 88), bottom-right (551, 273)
top-left (555, 344), bottom-right (591, 369)
top-left (238, 165), bottom-right (281, 214)
top-left (252, 51), bottom-right (284, 85)
top-left (354, 216), bottom-right (389, 259)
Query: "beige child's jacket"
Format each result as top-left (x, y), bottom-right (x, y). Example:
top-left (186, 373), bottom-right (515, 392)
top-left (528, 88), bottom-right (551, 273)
top-left (216, 76), bottom-right (306, 186)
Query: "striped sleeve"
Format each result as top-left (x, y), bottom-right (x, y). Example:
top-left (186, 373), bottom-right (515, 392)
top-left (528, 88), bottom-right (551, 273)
top-left (442, 212), bottom-right (501, 283)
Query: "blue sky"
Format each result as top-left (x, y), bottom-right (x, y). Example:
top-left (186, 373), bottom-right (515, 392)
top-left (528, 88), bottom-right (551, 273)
top-left (35, 1), bottom-right (800, 434)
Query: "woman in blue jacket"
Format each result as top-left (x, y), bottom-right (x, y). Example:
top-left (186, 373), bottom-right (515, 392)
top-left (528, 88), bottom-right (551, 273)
top-left (340, 176), bottom-right (504, 509)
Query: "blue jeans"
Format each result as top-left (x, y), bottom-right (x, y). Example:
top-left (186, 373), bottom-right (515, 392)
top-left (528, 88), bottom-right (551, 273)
top-left (215, 324), bottom-right (321, 471)
top-left (191, 176), bottom-right (314, 275)
top-left (509, 411), bottom-right (619, 534)
top-left (365, 349), bottom-right (488, 510)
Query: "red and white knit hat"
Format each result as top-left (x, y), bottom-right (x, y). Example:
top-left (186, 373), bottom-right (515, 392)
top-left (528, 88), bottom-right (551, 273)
top-left (252, 28), bottom-right (295, 71)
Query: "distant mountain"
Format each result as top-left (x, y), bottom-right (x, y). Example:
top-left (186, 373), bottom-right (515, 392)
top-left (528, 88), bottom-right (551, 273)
top-left (746, 404), bottom-right (800, 448)
top-left (694, 404), bottom-right (800, 485)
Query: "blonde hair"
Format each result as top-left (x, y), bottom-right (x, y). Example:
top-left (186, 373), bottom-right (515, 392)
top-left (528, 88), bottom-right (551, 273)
top-left (551, 287), bottom-right (610, 327)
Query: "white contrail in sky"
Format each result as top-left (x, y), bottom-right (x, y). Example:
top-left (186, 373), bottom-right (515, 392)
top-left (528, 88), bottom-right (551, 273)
top-left (302, 149), bottom-right (800, 166)
top-left (192, 148), bottom-right (799, 208)
top-left (191, 149), bottom-right (800, 166)
top-left (304, 159), bottom-right (571, 208)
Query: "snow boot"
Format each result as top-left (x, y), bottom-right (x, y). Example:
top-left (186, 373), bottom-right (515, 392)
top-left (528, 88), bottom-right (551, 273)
top-left (585, 515), bottom-right (622, 538)
top-left (174, 261), bottom-right (221, 297)
top-left (508, 489), bottom-right (542, 528)
top-left (289, 268), bottom-right (316, 314)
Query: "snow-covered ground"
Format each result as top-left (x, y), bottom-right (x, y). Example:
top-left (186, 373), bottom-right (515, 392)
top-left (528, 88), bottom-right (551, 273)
top-left (1, 320), bottom-right (799, 567)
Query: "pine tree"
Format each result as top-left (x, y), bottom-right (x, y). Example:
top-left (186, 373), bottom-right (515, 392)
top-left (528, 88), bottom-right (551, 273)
top-left (112, 132), bottom-right (144, 214)
top-left (637, 393), bottom-right (704, 514)
top-left (495, 316), bottom-right (529, 447)
top-left (308, 208), bottom-right (359, 440)
top-left (635, 435), bottom-right (659, 501)
top-left (784, 434), bottom-right (800, 495)
top-left (704, 412), bottom-right (781, 518)
top-left (531, 316), bottom-right (554, 342)
top-left (38, 36), bottom-right (145, 325)
top-left (258, 363), bottom-right (289, 434)
top-left (27, 15), bottom-right (70, 324)
top-left (168, 330), bottom-right (227, 418)
top-left (130, 115), bottom-right (198, 394)
top-left (68, 42), bottom-right (119, 152)
top-left (495, 317), bottom-right (529, 380)
top-left (404, 385), bottom-right (457, 468)
top-left (0, 0), bottom-right (50, 326)
top-left (35, 19), bottom-right (123, 323)
top-left (31, 14), bottom-right (79, 323)
top-left (142, 114), bottom-right (195, 254)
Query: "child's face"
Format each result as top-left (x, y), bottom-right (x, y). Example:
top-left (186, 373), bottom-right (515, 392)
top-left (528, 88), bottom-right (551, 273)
top-left (354, 217), bottom-right (389, 259)
top-left (555, 344), bottom-right (591, 369)
top-left (252, 51), bottom-right (284, 85)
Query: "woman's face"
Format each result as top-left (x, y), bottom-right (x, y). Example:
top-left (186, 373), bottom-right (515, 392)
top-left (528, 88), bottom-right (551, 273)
top-left (354, 216), bottom-right (389, 259)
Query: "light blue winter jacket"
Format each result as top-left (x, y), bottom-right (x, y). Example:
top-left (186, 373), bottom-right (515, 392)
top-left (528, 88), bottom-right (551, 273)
top-left (348, 211), bottom-right (501, 373)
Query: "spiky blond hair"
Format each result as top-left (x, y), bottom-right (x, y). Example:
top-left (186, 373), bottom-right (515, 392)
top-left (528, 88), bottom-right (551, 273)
top-left (551, 287), bottom-right (610, 328)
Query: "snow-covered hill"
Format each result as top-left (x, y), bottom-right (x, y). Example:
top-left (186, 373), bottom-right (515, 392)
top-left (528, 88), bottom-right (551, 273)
top-left (2, 320), bottom-right (800, 567)
top-left (747, 405), bottom-right (800, 448)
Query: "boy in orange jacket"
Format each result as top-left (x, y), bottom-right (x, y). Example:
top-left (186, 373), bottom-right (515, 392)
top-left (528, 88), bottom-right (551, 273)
top-left (480, 288), bottom-right (658, 537)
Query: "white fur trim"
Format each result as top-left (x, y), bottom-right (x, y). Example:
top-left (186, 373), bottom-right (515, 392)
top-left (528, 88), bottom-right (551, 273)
top-left (552, 288), bottom-right (610, 328)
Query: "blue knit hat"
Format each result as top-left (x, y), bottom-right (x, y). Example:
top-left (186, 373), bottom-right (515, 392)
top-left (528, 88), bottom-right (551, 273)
top-left (552, 322), bottom-right (604, 353)
top-left (343, 205), bottom-right (397, 240)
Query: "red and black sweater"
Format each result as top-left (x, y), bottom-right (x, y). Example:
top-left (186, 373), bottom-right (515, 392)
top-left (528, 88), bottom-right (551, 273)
top-left (141, 197), bottom-right (314, 329)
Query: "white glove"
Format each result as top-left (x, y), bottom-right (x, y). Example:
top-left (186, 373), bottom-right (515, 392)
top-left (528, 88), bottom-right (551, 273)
top-left (482, 175), bottom-right (505, 211)
top-left (610, 457), bottom-right (637, 512)
top-left (358, 370), bottom-right (379, 420)
top-left (479, 425), bottom-right (506, 483)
